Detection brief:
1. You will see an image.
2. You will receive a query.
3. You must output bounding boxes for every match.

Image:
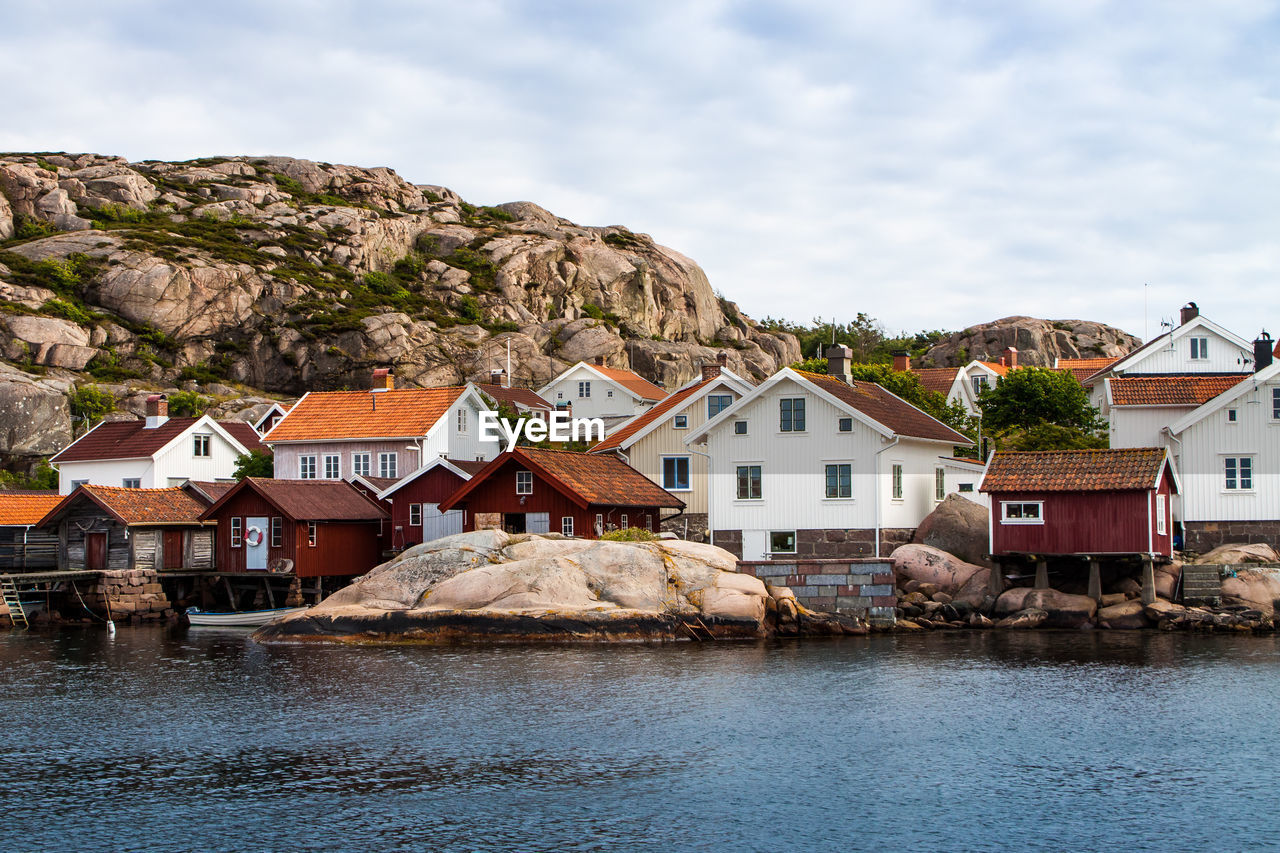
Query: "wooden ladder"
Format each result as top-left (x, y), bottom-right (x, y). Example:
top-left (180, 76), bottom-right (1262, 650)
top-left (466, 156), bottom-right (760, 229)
top-left (1181, 564), bottom-right (1222, 607)
top-left (1, 577), bottom-right (28, 629)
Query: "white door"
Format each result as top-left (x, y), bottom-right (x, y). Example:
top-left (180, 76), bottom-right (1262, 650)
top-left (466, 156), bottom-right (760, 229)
top-left (246, 515), bottom-right (269, 570)
top-left (742, 530), bottom-right (767, 561)
top-left (422, 503), bottom-right (464, 541)
top-left (527, 512), bottom-right (550, 534)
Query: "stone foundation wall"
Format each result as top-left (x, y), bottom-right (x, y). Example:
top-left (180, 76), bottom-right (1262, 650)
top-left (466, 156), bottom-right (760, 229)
top-left (84, 569), bottom-right (175, 623)
top-left (738, 558), bottom-right (897, 626)
top-left (712, 528), bottom-right (915, 560)
top-left (662, 513), bottom-right (709, 542)
top-left (1184, 521), bottom-right (1280, 555)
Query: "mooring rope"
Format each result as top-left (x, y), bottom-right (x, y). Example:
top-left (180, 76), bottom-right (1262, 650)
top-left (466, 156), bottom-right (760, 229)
top-left (70, 581), bottom-right (109, 623)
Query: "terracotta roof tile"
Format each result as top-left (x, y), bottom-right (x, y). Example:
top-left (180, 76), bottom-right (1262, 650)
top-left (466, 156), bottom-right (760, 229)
top-left (204, 479), bottom-right (388, 522)
top-left (796, 371), bottom-right (971, 444)
top-left (592, 365), bottom-right (667, 401)
top-left (264, 387), bottom-right (465, 442)
top-left (0, 493), bottom-right (65, 526)
top-left (185, 481), bottom-right (236, 504)
top-left (981, 448), bottom-right (1168, 492)
top-left (1058, 357), bottom-right (1121, 384)
top-left (591, 378), bottom-right (709, 452)
top-left (476, 384), bottom-right (553, 412)
top-left (42, 485), bottom-right (210, 526)
top-left (977, 361), bottom-right (1009, 377)
top-left (1109, 375), bottom-right (1244, 406)
top-left (910, 367), bottom-right (959, 395)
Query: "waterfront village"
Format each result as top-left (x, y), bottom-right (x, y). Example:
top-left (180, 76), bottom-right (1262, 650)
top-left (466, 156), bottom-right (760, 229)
top-left (2, 301), bottom-right (1279, 639)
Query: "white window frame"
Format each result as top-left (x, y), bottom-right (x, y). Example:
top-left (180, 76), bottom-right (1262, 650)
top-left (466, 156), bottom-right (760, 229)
top-left (823, 463), bottom-right (852, 500)
top-left (1227, 408), bottom-right (1238, 424)
top-left (323, 454), bottom-right (341, 480)
top-left (662, 456), bottom-right (691, 491)
top-left (307, 521), bottom-right (318, 547)
top-left (1224, 456), bottom-right (1254, 491)
top-left (736, 464), bottom-right (762, 501)
top-left (561, 516), bottom-right (574, 536)
top-left (270, 517), bottom-right (282, 548)
top-left (378, 452), bottom-right (398, 479)
top-left (122, 478), bottom-right (140, 489)
top-left (1001, 501), bottom-right (1045, 524)
top-left (972, 375), bottom-right (989, 396)
top-left (299, 455), bottom-right (317, 479)
top-left (578, 381), bottom-right (591, 399)
top-left (935, 467), bottom-right (946, 501)
top-left (620, 513), bottom-right (629, 529)
top-left (192, 434), bottom-right (211, 457)
top-left (516, 470), bottom-right (533, 495)
top-left (708, 395), bottom-right (732, 418)
top-left (230, 517), bottom-right (243, 548)
top-left (673, 414), bottom-right (689, 429)
top-left (1156, 494), bottom-right (1167, 535)
top-left (891, 463), bottom-right (904, 501)
top-left (352, 452), bottom-right (371, 477)
top-left (769, 530), bottom-right (797, 555)
top-left (457, 407), bottom-right (468, 433)
top-left (409, 503), bottom-right (422, 526)
top-left (779, 397), bottom-right (806, 432)
top-left (1190, 337), bottom-right (1209, 360)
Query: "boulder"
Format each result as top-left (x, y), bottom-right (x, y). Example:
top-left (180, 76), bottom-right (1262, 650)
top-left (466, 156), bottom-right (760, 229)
top-left (994, 588), bottom-right (1097, 628)
top-left (0, 189), bottom-right (13, 240)
top-left (890, 544), bottom-right (992, 607)
top-left (1097, 599), bottom-right (1149, 629)
top-left (921, 316), bottom-right (1140, 368)
top-left (1155, 562), bottom-right (1181, 600)
top-left (1, 315), bottom-right (97, 369)
top-left (1195, 543), bottom-right (1280, 565)
top-left (0, 367), bottom-right (73, 462)
top-left (1099, 592), bottom-right (1128, 608)
top-left (1144, 599), bottom-right (1186, 622)
top-left (995, 608), bottom-right (1048, 629)
top-left (911, 493), bottom-right (993, 567)
top-left (1220, 569), bottom-right (1280, 617)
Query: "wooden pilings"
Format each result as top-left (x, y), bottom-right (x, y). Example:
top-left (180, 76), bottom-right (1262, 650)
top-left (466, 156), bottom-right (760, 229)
top-left (1034, 561), bottom-right (1049, 590)
top-left (1141, 558), bottom-right (1156, 606)
top-left (1087, 560), bottom-right (1102, 603)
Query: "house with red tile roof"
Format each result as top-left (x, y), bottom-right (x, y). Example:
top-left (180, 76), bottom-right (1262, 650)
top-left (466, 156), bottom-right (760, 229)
top-left (686, 351), bottom-right (972, 561)
top-left (374, 457), bottom-right (490, 549)
top-left (50, 395), bottom-right (264, 495)
top-left (1101, 374), bottom-right (1246, 448)
top-left (536, 357), bottom-right (667, 425)
top-left (892, 349), bottom-right (1017, 415)
top-left (37, 484), bottom-right (215, 572)
top-left (262, 370), bottom-right (497, 482)
top-left (438, 447), bottom-right (684, 537)
top-left (981, 448), bottom-right (1179, 560)
top-left (0, 492), bottom-right (65, 571)
top-left (1055, 356), bottom-right (1121, 386)
top-left (475, 383), bottom-right (554, 420)
top-left (589, 359), bottom-right (752, 533)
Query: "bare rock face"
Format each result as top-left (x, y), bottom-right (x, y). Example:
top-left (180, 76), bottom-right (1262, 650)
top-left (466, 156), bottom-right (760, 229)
top-left (891, 544), bottom-right (992, 607)
top-left (0, 366), bottom-right (73, 465)
top-left (1098, 599), bottom-right (1149, 629)
top-left (1220, 569), bottom-right (1280, 616)
top-left (911, 494), bottom-right (993, 568)
top-left (1195, 543), bottom-right (1280, 565)
top-left (1, 315), bottom-right (97, 369)
top-left (994, 587), bottom-right (1097, 628)
top-left (921, 316), bottom-right (1140, 368)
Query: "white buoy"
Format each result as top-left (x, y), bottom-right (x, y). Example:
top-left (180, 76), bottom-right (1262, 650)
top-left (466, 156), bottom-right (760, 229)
top-left (107, 619), bottom-right (116, 635)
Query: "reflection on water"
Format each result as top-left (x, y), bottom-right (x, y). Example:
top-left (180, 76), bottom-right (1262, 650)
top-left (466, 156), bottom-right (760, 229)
top-left (3, 628), bottom-right (1279, 852)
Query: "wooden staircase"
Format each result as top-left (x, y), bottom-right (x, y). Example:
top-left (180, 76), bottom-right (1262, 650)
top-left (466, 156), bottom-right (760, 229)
top-left (1, 577), bottom-right (28, 629)
top-left (1181, 564), bottom-right (1222, 607)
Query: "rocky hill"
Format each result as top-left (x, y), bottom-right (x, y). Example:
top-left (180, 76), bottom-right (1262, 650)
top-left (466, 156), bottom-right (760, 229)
top-left (918, 316), bottom-right (1140, 368)
top-left (0, 152), bottom-right (801, 469)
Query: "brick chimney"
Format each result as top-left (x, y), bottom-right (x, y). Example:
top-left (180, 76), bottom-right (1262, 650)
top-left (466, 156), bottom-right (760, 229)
top-left (717, 352), bottom-right (728, 368)
top-left (892, 352), bottom-right (910, 372)
top-left (826, 344), bottom-right (853, 385)
top-left (1180, 302), bottom-right (1199, 326)
top-left (372, 368), bottom-right (394, 391)
top-left (1254, 331), bottom-right (1274, 373)
top-left (1001, 347), bottom-right (1018, 369)
top-left (701, 361), bottom-right (722, 382)
top-left (144, 394), bottom-right (168, 429)
top-left (593, 355), bottom-right (606, 366)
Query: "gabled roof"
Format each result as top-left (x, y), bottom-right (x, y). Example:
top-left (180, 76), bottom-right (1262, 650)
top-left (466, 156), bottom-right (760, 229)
top-left (251, 402), bottom-right (292, 433)
top-left (1168, 361), bottom-right (1280, 435)
top-left (0, 493), bottom-right (65, 526)
top-left (183, 480), bottom-right (236, 505)
top-left (51, 416), bottom-right (255, 464)
top-left (375, 456), bottom-right (487, 500)
top-left (1081, 315), bottom-right (1253, 384)
top-left (911, 367), bottom-right (960, 395)
top-left (39, 485), bottom-right (211, 528)
top-left (1107, 375), bottom-right (1245, 407)
top-left (539, 362), bottom-right (667, 402)
top-left (439, 448), bottom-right (684, 512)
top-left (199, 478), bottom-right (388, 522)
top-left (263, 386), bottom-right (468, 442)
top-left (590, 370), bottom-right (751, 453)
top-left (972, 361), bottom-right (1009, 377)
top-left (1057, 356), bottom-right (1121, 384)
top-left (981, 448), bottom-right (1173, 493)
top-left (220, 421), bottom-right (269, 455)
top-left (476, 384), bottom-right (553, 412)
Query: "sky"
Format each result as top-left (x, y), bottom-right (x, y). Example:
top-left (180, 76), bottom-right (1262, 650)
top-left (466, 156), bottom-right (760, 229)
top-left (4, 0), bottom-right (1279, 342)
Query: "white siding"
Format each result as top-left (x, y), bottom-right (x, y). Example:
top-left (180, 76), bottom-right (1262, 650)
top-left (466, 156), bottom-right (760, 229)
top-left (1118, 325), bottom-right (1251, 376)
top-left (1109, 406), bottom-right (1195, 449)
top-left (443, 396), bottom-right (496, 463)
top-left (940, 459), bottom-right (990, 509)
top-left (153, 426), bottom-right (244, 485)
top-left (539, 365), bottom-right (651, 419)
top-left (58, 458), bottom-right (158, 493)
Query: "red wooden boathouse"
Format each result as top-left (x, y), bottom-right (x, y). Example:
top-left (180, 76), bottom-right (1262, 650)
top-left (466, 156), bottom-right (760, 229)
top-left (375, 458), bottom-right (489, 550)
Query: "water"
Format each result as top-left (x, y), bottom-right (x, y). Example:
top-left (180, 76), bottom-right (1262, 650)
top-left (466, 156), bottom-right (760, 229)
top-left (3, 628), bottom-right (1279, 852)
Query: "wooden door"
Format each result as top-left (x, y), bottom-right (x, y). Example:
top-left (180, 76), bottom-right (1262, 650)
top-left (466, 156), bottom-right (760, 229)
top-left (163, 530), bottom-right (184, 570)
top-left (86, 532), bottom-right (107, 570)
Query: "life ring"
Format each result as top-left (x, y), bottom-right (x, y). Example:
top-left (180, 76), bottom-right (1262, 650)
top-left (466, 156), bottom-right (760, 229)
top-left (245, 526), bottom-right (264, 547)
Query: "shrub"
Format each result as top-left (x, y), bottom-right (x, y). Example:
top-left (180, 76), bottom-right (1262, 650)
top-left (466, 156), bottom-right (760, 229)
top-left (458, 296), bottom-right (482, 323)
top-left (69, 385), bottom-right (115, 428)
top-left (168, 390), bottom-right (210, 417)
top-left (601, 527), bottom-right (659, 542)
top-left (233, 449), bottom-right (274, 481)
top-left (0, 462), bottom-right (58, 490)
top-left (40, 298), bottom-right (94, 325)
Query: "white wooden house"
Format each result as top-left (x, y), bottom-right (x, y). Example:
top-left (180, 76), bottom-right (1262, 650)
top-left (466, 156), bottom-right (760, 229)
top-left (537, 358), bottom-right (667, 422)
top-left (686, 354), bottom-right (971, 561)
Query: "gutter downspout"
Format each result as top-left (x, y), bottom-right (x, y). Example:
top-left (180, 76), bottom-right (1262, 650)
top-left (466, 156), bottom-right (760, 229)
top-left (687, 446), bottom-right (714, 547)
top-left (874, 435), bottom-right (901, 558)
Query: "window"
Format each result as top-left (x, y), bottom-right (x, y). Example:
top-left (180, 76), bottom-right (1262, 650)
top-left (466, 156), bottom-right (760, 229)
top-left (1002, 502), bottom-right (1044, 524)
top-left (1273, 388), bottom-right (1280, 420)
top-left (769, 531), bottom-right (796, 554)
top-left (838, 417), bottom-right (853, 432)
top-left (644, 513), bottom-right (652, 529)
top-left (892, 464), bottom-right (903, 500)
top-left (780, 398), bottom-right (806, 432)
top-left (673, 414), bottom-right (689, 429)
top-left (935, 468), bottom-right (946, 501)
top-left (595, 513), bottom-right (604, 534)
top-left (662, 457), bottom-right (690, 491)
top-left (270, 517), bottom-right (282, 548)
top-left (1228, 409), bottom-right (1238, 424)
top-left (378, 452), bottom-right (398, 479)
top-left (323, 454), bottom-right (340, 479)
top-left (578, 381), bottom-right (591, 399)
top-left (557, 392), bottom-right (564, 400)
top-left (620, 514), bottom-right (629, 529)
top-left (824, 464), bottom-right (852, 499)
top-left (1190, 337), bottom-right (1209, 359)
top-left (516, 470), bottom-right (533, 494)
top-left (972, 376), bottom-right (989, 396)
top-left (192, 434), bottom-right (211, 457)
top-left (734, 420), bottom-right (747, 435)
top-left (231, 517), bottom-right (243, 548)
top-left (299, 456), bottom-right (317, 479)
top-left (736, 465), bottom-right (762, 500)
top-left (409, 504), bottom-right (422, 526)
top-left (708, 395), bottom-right (732, 417)
top-left (307, 521), bottom-right (318, 547)
top-left (1156, 495), bottom-right (1167, 535)
top-left (607, 390), bottom-right (613, 398)
top-left (1225, 456), bottom-right (1253, 490)
top-left (561, 516), bottom-right (574, 536)
top-left (958, 483), bottom-right (975, 493)
top-left (122, 478), bottom-right (140, 489)
top-left (352, 453), bottom-right (371, 477)
top-left (457, 407), bottom-right (468, 433)
top-left (71, 479), bottom-right (88, 489)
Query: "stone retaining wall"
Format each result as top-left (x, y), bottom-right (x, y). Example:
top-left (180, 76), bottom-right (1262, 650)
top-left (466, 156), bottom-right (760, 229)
top-left (1184, 521), bottom-right (1280, 555)
top-left (83, 569), bottom-right (175, 623)
top-left (714, 528), bottom-right (914, 560)
top-left (738, 558), bottom-right (897, 626)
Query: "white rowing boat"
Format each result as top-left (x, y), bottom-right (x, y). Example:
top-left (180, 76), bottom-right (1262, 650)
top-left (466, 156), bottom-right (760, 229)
top-left (185, 606), bottom-right (310, 627)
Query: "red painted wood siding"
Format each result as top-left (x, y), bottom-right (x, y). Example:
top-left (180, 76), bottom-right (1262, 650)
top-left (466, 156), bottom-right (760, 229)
top-left (990, 483), bottom-right (1174, 558)
top-left (387, 467), bottom-right (469, 549)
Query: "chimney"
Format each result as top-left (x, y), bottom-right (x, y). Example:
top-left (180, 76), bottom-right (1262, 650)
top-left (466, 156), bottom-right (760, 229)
top-left (826, 344), bottom-right (853, 385)
top-left (716, 352), bottom-right (728, 367)
top-left (372, 368), bottom-right (394, 391)
top-left (892, 352), bottom-right (910, 372)
top-left (1180, 302), bottom-right (1199, 326)
top-left (490, 368), bottom-right (507, 388)
top-left (1002, 347), bottom-right (1018, 369)
top-left (701, 361), bottom-right (722, 382)
top-left (593, 355), bottom-right (605, 366)
top-left (144, 394), bottom-right (168, 429)
top-left (1254, 331), bottom-right (1274, 373)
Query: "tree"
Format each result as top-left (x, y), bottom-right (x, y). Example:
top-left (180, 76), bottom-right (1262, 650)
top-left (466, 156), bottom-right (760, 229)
top-left (168, 390), bottom-right (211, 418)
top-left (68, 384), bottom-right (115, 434)
top-left (978, 367), bottom-right (1107, 450)
top-left (233, 450), bottom-right (274, 481)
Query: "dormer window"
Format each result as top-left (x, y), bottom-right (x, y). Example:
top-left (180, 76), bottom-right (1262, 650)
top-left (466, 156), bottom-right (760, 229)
top-left (1190, 337), bottom-right (1209, 360)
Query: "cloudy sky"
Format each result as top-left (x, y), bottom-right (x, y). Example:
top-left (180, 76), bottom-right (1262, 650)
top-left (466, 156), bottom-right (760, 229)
top-left (4, 0), bottom-right (1278, 342)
